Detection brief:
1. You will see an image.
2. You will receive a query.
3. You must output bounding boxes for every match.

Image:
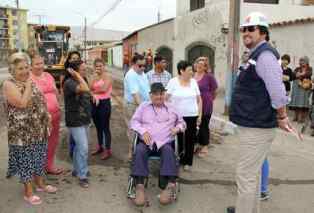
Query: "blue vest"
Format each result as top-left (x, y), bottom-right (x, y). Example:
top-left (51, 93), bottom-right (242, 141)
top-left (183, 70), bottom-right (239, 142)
top-left (230, 42), bottom-right (280, 128)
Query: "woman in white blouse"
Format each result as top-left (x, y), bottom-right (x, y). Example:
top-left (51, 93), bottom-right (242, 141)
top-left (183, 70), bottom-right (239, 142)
top-left (166, 60), bottom-right (202, 171)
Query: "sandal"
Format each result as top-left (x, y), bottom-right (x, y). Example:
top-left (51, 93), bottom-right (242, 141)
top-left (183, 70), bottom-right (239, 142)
top-left (36, 185), bottom-right (58, 194)
top-left (198, 148), bottom-right (209, 158)
top-left (194, 146), bottom-right (201, 154)
top-left (24, 195), bottom-right (42, 205)
top-left (46, 168), bottom-right (63, 175)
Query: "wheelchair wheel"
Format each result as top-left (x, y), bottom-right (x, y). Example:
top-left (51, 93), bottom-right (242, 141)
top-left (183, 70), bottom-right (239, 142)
top-left (127, 176), bottom-right (136, 199)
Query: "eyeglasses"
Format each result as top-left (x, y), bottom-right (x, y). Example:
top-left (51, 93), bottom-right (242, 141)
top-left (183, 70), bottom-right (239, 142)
top-left (138, 64), bottom-right (145, 68)
top-left (240, 26), bottom-right (257, 33)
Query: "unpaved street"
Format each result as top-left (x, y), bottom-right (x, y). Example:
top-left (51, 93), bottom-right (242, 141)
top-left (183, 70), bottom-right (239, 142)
top-left (0, 68), bottom-right (314, 213)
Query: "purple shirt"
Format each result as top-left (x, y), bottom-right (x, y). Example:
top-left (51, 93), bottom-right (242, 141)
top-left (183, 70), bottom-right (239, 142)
top-left (197, 73), bottom-right (218, 115)
top-left (251, 41), bottom-right (289, 109)
top-left (130, 102), bottom-right (186, 149)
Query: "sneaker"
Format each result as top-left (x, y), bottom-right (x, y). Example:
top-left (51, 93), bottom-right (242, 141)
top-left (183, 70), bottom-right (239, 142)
top-left (260, 191), bottom-right (270, 201)
top-left (226, 206), bottom-right (235, 213)
top-left (79, 179), bottom-right (89, 188)
top-left (183, 165), bottom-right (192, 172)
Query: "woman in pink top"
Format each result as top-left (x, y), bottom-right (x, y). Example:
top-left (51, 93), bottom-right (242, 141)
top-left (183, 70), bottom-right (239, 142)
top-left (90, 58), bottom-right (113, 160)
top-left (30, 54), bottom-right (63, 175)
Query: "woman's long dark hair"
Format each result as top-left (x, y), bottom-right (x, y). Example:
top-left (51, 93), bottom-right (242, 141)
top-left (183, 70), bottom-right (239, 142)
top-left (63, 60), bottom-right (84, 84)
top-left (64, 51), bottom-right (81, 69)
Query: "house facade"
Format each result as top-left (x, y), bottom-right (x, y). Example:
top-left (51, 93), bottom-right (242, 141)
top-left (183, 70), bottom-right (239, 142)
top-left (122, 0), bottom-right (314, 88)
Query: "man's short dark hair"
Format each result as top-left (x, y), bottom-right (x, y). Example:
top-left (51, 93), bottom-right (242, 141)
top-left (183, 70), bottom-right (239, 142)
top-left (257, 26), bottom-right (270, 42)
top-left (132, 53), bottom-right (144, 64)
top-left (154, 55), bottom-right (163, 65)
top-left (150, 82), bottom-right (166, 94)
top-left (281, 54), bottom-right (291, 64)
top-left (177, 60), bottom-right (192, 75)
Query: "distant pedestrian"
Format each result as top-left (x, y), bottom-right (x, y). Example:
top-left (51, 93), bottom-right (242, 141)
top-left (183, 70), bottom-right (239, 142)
top-left (161, 58), bottom-right (169, 73)
top-left (123, 54), bottom-right (150, 160)
top-left (30, 54), bottom-right (63, 175)
top-left (146, 55), bottom-right (172, 87)
top-left (90, 58), bottom-right (113, 160)
top-left (289, 56), bottom-right (312, 123)
top-left (166, 60), bottom-right (202, 171)
top-left (4, 52), bottom-right (57, 205)
top-left (63, 60), bottom-right (91, 188)
top-left (193, 58), bottom-right (218, 157)
top-left (227, 12), bottom-right (296, 213)
top-left (281, 54), bottom-right (295, 96)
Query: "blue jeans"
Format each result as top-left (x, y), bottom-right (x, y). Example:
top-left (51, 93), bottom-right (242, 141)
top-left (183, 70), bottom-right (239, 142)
top-left (69, 134), bottom-right (75, 158)
top-left (261, 159), bottom-right (269, 193)
top-left (69, 125), bottom-right (89, 179)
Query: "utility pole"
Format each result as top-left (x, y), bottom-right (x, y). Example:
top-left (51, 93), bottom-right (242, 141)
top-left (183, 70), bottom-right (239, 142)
top-left (84, 17), bottom-right (87, 62)
top-left (16, 0), bottom-right (22, 51)
top-left (157, 10), bottom-right (161, 23)
top-left (224, 0), bottom-right (241, 115)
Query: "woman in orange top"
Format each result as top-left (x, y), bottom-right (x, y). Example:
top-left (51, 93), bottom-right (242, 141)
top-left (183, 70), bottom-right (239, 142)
top-left (90, 58), bottom-right (113, 160)
top-left (30, 54), bottom-right (63, 175)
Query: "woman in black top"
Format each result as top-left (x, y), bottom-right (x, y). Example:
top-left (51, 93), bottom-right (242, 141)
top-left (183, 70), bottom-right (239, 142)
top-left (63, 60), bottom-right (91, 188)
top-left (281, 54), bottom-right (295, 95)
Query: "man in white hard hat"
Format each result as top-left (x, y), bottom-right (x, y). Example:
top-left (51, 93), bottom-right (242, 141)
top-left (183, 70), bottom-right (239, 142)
top-left (227, 12), bottom-right (298, 213)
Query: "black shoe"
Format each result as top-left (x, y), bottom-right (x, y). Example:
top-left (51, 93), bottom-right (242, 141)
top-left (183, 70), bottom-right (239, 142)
top-left (79, 179), bottom-right (89, 188)
top-left (260, 191), bottom-right (270, 201)
top-left (226, 206), bottom-right (235, 213)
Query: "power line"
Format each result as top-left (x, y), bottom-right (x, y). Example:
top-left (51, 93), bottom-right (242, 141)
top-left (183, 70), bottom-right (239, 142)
top-left (90, 0), bottom-right (123, 27)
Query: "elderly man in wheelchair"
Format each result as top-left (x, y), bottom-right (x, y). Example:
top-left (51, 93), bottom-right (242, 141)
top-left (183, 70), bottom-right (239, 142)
top-left (128, 82), bottom-right (186, 206)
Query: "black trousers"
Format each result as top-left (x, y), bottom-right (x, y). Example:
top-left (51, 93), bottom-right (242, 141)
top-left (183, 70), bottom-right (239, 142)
top-left (91, 98), bottom-right (112, 149)
top-left (197, 114), bottom-right (211, 146)
top-left (178, 116), bottom-right (197, 166)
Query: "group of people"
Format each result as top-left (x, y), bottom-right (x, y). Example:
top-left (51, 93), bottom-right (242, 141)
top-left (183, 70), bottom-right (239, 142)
top-left (123, 53), bottom-right (218, 205)
top-left (3, 10), bottom-right (307, 213)
top-left (3, 51), bottom-right (113, 204)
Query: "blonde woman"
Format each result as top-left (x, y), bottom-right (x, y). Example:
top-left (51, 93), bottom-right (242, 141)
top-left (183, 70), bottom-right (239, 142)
top-left (3, 53), bottom-right (57, 205)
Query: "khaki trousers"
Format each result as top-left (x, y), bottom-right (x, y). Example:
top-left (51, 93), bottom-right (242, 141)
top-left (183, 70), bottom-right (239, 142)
top-left (235, 126), bottom-right (275, 213)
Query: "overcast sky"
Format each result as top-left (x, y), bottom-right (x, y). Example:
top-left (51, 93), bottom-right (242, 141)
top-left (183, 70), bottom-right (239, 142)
top-left (2, 0), bottom-right (176, 32)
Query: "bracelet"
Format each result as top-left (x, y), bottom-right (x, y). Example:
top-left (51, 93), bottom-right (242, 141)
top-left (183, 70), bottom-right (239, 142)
top-left (277, 116), bottom-right (288, 120)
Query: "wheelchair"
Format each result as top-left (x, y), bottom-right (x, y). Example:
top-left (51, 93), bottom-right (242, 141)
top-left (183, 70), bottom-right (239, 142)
top-left (127, 132), bottom-right (182, 201)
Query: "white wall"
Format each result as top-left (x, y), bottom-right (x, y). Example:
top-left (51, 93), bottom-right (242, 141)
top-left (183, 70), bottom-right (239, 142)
top-left (111, 45), bottom-right (123, 68)
top-left (137, 20), bottom-right (175, 54)
top-left (241, 1), bottom-right (314, 24)
top-left (174, 0), bottom-right (229, 85)
top-left (270, 23), bottom-right (314, 69)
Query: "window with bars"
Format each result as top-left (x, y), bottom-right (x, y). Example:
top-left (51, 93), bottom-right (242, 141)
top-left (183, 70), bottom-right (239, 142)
top-left (244, 0), bottom-right (279, 3)
top-left (190, 0), bottom-right (205, 11)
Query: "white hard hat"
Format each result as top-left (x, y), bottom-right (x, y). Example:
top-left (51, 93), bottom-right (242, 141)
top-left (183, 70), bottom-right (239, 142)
top-left (240, 12), bottom-right (269, 28)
